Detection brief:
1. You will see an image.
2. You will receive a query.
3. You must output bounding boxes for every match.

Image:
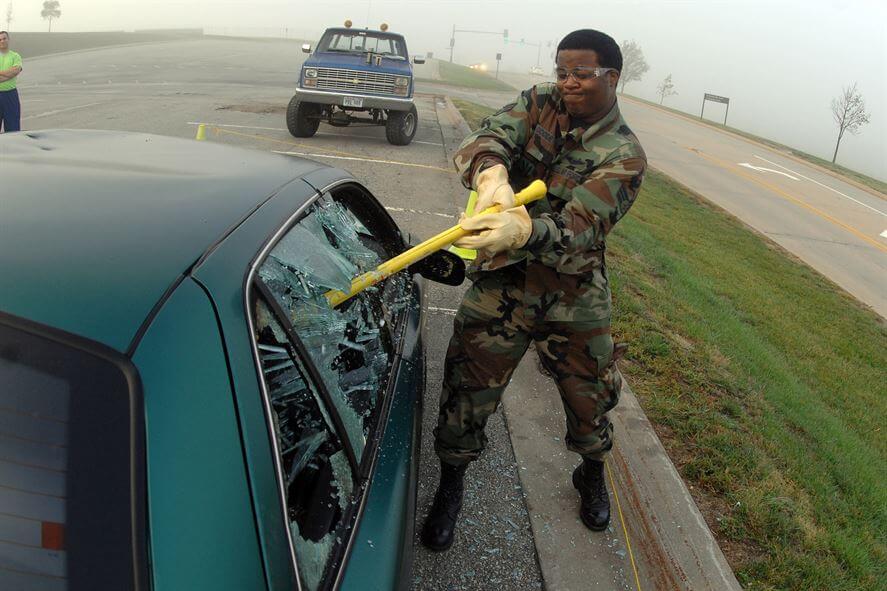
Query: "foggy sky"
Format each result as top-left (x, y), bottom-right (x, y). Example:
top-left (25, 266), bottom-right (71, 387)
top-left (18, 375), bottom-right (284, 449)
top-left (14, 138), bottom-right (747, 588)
top-left (6, 0), bottom-right (886, 179)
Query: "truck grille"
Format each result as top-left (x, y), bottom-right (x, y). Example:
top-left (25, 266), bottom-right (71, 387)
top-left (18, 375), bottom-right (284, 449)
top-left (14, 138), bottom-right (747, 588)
top-left (315, 67), bottom-right (398, 95)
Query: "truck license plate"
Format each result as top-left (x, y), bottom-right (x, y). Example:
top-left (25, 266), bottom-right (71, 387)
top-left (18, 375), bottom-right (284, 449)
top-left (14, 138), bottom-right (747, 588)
top-left (343, 96), bottom-right (364, 108)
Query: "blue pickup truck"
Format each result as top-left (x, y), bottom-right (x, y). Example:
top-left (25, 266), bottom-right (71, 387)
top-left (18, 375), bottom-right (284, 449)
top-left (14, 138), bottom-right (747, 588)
top-left (288, 22), bottom-right (425, 145)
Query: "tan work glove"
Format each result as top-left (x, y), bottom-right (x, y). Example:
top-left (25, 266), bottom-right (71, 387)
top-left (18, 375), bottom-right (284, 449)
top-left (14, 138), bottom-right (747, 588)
top-left (474, 163), bottom-right (515, 213)
top-left (454, 206), bottom-right (532, 254)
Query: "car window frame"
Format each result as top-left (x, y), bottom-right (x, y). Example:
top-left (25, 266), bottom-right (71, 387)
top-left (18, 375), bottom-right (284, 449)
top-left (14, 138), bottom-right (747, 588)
top-left (244, 179), bottom-right (414, 591)
top-left (0, 310), bottom-right (149, 591)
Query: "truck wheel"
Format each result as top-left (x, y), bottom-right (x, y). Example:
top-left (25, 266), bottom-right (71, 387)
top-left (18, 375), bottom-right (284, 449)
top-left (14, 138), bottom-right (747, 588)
top-left (286, 97), bottom-right (320, 137)
top-left (385, 105), bottom-right (418, 146)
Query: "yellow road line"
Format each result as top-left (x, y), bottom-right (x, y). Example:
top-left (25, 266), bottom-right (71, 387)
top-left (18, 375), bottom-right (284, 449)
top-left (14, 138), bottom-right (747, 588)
top-left (606, 460), bottom-right (643, 591)
top-left (688, 148), bottom-right (887, 254)
top-left (206, 125), bottom-right (454, 174)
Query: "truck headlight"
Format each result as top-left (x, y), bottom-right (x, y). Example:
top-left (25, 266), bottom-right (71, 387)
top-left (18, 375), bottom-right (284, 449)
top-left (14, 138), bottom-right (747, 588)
top-left (394, 76), bottom-right (409, 87)
top-left (304, 68), bottom-right (318, 78)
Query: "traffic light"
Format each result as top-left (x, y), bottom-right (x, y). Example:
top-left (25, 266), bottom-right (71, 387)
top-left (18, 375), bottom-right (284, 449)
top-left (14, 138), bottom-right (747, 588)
top-left (503, 29), bottom-right (509, 44)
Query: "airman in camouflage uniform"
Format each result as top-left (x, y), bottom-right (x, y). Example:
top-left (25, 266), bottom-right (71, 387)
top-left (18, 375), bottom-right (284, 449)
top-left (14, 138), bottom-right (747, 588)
top-left (422, 29), bottom-right (646, 551)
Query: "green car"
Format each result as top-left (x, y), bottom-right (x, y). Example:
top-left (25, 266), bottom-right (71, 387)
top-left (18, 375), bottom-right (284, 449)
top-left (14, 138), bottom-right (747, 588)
top-left (0, 130), bottom-right (462, 591)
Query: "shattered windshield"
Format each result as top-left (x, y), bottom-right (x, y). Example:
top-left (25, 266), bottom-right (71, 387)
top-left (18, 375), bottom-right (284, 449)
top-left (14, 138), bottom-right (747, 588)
top-left (254, 299), bottom-right (353, 591)
top-left (252, 194), bottom-right (411, 589)
top-left (256, 197), bottom-right (409, 459)
top-left (318, 31), bottom-right (407, 60)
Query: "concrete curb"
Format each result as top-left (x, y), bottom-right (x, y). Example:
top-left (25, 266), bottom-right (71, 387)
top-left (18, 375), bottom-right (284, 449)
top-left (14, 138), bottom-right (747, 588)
top-left (437, 95), bottom-right (743, 591)
top-left (608, 383), bottom-right (742, 590)
top-left (620, 94), bottom-right (886, 201)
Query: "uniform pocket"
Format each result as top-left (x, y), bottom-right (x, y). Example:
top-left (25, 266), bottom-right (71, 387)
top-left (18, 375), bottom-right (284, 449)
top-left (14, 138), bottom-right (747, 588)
top-left (595, 341), bottom-right (627, 413)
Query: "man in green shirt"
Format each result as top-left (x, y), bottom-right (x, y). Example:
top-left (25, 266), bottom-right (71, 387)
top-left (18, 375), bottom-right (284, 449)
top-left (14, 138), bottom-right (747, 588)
top-left (0, 31), bottom-right (23, 132)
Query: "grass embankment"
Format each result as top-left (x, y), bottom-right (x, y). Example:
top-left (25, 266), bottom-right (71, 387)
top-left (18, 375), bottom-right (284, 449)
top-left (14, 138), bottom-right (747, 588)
top-left (450, 98), bottom-right (498, 130)
top-left (623, 93), bottom-right (887, 196)
top-left (455, 99), bottom-right (887, 591)
top-left (10, 31), bottom-right (203, 59)
top-left (419, 60), bottom-right (515, 92)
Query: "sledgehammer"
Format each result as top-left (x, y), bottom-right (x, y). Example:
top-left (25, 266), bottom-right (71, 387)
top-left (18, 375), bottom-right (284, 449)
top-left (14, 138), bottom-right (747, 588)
top-left (325, 180), bottom-right (547, 308)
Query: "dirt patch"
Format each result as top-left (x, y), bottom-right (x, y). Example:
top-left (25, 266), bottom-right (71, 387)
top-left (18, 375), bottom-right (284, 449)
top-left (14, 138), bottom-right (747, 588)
top-left (216, 103), bottom-right (286, 114)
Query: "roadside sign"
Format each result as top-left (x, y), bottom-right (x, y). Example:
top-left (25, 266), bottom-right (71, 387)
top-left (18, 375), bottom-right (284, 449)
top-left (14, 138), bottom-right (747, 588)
top-left (701, 93), bottom-right (731, 125)
top-left (496, 53), bottom-right (502, 61)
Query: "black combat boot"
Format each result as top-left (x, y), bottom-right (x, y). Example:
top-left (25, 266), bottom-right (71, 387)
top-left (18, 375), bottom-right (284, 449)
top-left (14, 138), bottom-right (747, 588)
top-left (421, 461), bottom-right (468, 551)
top-left (572, 458), bottom-right (610, 531)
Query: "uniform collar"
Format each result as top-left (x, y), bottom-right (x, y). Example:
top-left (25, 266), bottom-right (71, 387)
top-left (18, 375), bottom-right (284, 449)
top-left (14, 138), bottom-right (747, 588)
top-left (553, 89), bottom-right (621, 148)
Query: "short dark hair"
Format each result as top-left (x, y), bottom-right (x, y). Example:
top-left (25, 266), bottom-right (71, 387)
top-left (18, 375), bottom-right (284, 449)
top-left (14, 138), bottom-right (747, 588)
top-left (556, 29), bottom-right (622, 72)
top-left (0, 31), bottom-right (8, 38)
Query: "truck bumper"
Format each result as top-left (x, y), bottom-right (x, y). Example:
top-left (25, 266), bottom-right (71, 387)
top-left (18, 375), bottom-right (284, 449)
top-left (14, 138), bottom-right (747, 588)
top-left (294, 88), bottom-right (414, 111)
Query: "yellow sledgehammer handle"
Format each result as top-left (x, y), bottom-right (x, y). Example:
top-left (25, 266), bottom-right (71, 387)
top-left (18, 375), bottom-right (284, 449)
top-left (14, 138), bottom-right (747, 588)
top-left (325, 180), bottom-right (547, 308)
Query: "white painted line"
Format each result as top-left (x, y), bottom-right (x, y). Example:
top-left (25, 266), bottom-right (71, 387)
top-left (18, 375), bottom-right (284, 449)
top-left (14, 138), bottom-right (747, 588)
top-left (23, 102), bottom-right (104, 120)
top-left (384, 206), bottom-right (455, 220)
top-left (880, 230), bottom-right (887, 239)
top-left (318, 132), bottom-right (443, 147)
top-left (427, 306), bottom-right (458, 315)
top-left (186, 121), bottom-right (443, 146)
top-left (272, 150), bottom-right (451, 173)
top-left (737, 162), bottom-right (799, 180)
top-left (754, 154), bottom-right (887, 217)
top-left (187, 121), bottom-right (285, 132)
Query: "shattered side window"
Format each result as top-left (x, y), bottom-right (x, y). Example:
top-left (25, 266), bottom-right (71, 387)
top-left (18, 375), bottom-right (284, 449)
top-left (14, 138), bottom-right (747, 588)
top-left (256, 196), bottom-right (409, 461)
top-left (254, 298), bottom-right (353, 591)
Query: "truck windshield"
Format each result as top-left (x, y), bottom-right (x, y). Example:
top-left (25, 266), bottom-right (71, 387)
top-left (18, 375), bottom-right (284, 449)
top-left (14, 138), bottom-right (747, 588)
top-left (317, 30), bottom-right (406, 60)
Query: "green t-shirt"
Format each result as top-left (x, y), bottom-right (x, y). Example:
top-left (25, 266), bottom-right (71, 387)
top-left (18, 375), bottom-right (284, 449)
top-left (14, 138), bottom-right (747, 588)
top-left (0, 50), bottom-right (22, 91)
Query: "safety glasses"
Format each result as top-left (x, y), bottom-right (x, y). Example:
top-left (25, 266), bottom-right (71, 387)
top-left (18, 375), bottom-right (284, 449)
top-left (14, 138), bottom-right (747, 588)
top-left (555, 67), bottom-right (616, 82)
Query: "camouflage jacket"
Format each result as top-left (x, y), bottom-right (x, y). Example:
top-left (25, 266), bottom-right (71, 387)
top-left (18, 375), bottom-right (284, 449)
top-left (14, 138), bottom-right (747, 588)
top-left (453, 83), bottom-right (646, 321)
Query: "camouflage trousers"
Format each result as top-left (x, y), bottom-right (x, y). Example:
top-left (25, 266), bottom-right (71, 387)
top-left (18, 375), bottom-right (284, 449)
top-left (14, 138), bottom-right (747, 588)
top-left (434, 262), bottom-right (625, 467)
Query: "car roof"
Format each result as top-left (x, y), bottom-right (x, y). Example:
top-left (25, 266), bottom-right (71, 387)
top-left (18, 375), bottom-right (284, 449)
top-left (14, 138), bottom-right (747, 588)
top-left (0, 129), bottom-right (325, 353)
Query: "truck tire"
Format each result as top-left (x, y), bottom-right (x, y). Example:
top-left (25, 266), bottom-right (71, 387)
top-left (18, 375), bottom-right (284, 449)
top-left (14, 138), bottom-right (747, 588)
top-left (286, 97), bottom-right (321, 138)
top-left (385, 105), bottom-right (418, 146)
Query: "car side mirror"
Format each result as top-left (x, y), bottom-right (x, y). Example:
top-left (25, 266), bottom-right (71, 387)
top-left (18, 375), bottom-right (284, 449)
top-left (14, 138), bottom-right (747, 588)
top-left (407, 248), bottom-right (465, 286)
top-left (301, 44), bottom-right (311, 54)
top-left (412, 56), bottom-right (426, 65)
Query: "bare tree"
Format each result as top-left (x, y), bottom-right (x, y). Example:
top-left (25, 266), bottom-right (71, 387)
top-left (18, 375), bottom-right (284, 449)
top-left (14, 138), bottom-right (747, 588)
top-left (830, 83), bottom-right (871, 164)
top-left (619, 40), bottom-right (649, 94)
top-left (657, 74), bottom-right (677, 104)
top-left (5, 2), bottom-right (12, 30)
top-left (41, 0), bottom-right (60, 32)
